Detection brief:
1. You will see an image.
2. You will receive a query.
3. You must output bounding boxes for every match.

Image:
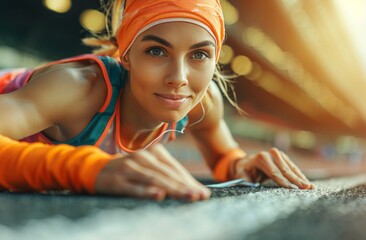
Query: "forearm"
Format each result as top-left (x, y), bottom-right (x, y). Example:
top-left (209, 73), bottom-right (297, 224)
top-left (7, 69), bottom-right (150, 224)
top-left (0, 135), bottom-right (113, 193)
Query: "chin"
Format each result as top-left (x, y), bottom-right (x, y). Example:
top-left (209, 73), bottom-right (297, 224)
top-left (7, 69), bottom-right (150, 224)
top-left (157, 111), bottom-right (187, 123)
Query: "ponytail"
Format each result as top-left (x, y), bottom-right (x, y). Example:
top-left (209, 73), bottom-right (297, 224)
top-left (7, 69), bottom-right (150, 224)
top-left (82, 0), bottom-right (126, 58)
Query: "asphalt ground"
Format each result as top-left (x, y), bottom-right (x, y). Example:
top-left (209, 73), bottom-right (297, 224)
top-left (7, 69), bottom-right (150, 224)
top-left (1, 174), bottom-right (366, 240)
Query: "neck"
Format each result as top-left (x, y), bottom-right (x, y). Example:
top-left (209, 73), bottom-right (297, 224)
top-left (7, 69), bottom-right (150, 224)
top-left (119, 82), bottom-right (164, 149)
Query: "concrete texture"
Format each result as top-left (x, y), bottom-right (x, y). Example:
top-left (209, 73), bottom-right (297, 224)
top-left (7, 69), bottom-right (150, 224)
top-left (1, 175), bottom-right (366, 240)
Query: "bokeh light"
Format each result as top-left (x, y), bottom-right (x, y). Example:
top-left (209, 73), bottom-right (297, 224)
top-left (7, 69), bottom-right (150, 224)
top-left (219, 44), bottom-right (234, 65)
top-left (221, 1), bottom-right (239, 25)
top-left (231, 55), bottom-right (253, 76)
top-left (79, 9), bottom-right (106, 33)
top-left (43, 0), bottom-right (71, 13)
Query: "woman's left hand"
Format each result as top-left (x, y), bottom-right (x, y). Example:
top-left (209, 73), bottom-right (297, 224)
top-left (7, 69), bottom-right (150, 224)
top-left (231, 147), bottom-right (314, 189)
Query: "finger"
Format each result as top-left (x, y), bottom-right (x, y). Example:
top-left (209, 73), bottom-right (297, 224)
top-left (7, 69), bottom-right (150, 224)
top-left (95, 170), bottom-right (166, 200)
top-left (124, 159), bottom-right (204, 200)
top-left (279, 150), bottom-right (309, 181)
top-left (143, 145), bottom-right (193, 180)
top-left (280, 152), bottom-right (315, 189)
top-left (132, 150), bottom-right (207, 199)
top-left (148, 145), bottom-right (185, 171)
top-left (118, 182), bottom-right (166, 200)
top-left (133, 150), bottom-right (184, 182)
top-left (127, 184), bottom-right (166, 201)
top-left (255, 151), bottom-right (299, 189)
top-left (109, 151), bottom-right (210, 200)
top-left (148, 144), bottom-right (198, 180)
top-left (148, 145), bottom-right (209, 187)
top-left (270, 148), bottom-right (314, 189)
top-left (146, 145), bottom-right (210, 198)
top-left (95, 157), bottom-right (201, 200)
top-left (268, 148), bottom-right (310, 189)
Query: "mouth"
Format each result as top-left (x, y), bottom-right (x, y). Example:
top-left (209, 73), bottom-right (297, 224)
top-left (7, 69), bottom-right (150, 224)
top-left (155, 93), bottom-right (190, 107)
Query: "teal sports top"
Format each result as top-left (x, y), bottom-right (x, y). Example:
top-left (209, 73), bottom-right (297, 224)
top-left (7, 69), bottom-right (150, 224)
top-left (0, 54), bottom-right (188, 154)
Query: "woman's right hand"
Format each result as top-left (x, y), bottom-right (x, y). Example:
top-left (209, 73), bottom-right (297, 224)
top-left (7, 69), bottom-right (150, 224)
top-left (94, 144), bottom-right (211, 201)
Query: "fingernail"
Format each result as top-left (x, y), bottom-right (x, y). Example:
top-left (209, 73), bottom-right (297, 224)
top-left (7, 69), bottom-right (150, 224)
top-left (198, 193), bottom-right (204, 201)
top-left (154, 191), bottom-right (165, 201)
top-left (148, 188), bottom-right (164, 200)
top-left (302, 181), bottom-right (315, 189)
top-left (185, 190), bottom-right (194, 200)
top-left (300, 181), bottom-right (309, 188)
top-left (289, 183), bottom-right (299, 189)
top-left (203, 189), bottom-right (211, 199)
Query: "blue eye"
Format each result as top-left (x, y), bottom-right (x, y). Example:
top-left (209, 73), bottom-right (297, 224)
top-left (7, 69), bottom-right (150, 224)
top-left (192, 51), bottom-right (209, 60)
top-left (146, 47), bottom-right (165, 57)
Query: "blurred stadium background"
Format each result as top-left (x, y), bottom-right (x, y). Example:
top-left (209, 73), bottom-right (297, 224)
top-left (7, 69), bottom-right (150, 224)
top-left (1, 0), bottom-right (366, 179)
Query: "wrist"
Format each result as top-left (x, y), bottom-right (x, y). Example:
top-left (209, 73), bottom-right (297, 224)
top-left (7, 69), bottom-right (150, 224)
top-left (213, 148), bottom-right (246, 182)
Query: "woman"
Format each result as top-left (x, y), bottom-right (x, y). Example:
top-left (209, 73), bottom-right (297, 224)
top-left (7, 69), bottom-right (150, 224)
top-left (0, 0), bottom-right (313, 201)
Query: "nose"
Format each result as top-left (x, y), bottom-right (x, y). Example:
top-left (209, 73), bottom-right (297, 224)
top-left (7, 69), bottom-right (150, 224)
top-left (164, 58), bottom-right (188, 87)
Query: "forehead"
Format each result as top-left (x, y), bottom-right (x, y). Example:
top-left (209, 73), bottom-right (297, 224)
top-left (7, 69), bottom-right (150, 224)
top-left (138, 21), bottom-right (216, 45)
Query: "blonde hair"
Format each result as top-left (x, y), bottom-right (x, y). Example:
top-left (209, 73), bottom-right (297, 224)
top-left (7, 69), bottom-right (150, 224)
top-left (81, 0), bottom-right (123, 58)
top-left (82, 0), bottom-right (244, 114)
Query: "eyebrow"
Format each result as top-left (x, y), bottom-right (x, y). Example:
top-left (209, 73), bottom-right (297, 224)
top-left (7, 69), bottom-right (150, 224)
top-left (142, 35), bottom-right (172, 48)
top-left (190, 41), bottom-right (215, 49)
top-left (141, 34), bottom-right (215, 49)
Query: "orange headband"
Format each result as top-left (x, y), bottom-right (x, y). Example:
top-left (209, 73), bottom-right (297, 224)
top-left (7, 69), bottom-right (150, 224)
top-left (116, 0), bottom-right (225, 61)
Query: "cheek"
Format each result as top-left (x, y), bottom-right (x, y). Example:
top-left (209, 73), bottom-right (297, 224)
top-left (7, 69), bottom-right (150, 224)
top-left (191, 64), bottom-right (215, 92)
top-left (129, 55), bottom-right (165, 84)
top-left (130, 72), bottom-right (155, 96)
top-left (129, 61), bottom-right (162, 90)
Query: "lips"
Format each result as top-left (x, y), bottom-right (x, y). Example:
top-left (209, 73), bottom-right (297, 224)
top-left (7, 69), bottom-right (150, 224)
top-left (156, 93), bottom-right (189, 100)
top-left (155, 93), bottom-right (190, 107)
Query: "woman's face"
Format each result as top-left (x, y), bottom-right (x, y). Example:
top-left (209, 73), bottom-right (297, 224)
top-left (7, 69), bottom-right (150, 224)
top-left (122, 21), bottom-right (216, 123)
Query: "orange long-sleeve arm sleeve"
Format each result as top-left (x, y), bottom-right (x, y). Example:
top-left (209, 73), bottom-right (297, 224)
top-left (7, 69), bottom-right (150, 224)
top-left (0, 135), bottom-right (113, 194)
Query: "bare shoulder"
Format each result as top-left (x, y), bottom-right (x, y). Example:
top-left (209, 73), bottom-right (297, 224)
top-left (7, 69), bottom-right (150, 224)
top-left (0, 59), bottom-right (109, 139)
top-left (24, 59), bottom-right (108, 123)
top-left (30, 60), bottom-right (106, 100)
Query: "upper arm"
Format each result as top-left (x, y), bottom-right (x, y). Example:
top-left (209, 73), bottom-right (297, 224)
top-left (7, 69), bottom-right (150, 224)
top-left (187, 81), bottom-right (239, 169)
top-left (0, 61), bottom-right (107, 140)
